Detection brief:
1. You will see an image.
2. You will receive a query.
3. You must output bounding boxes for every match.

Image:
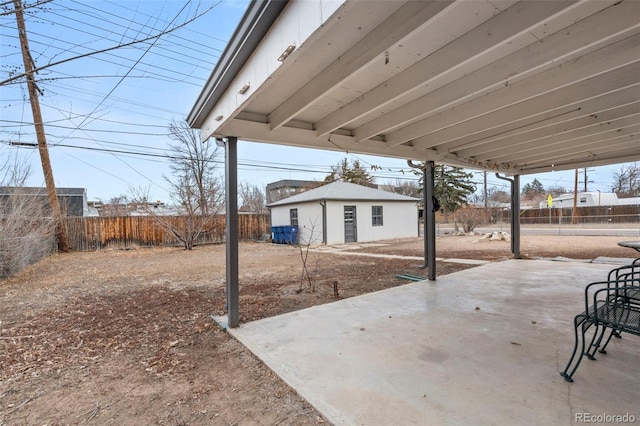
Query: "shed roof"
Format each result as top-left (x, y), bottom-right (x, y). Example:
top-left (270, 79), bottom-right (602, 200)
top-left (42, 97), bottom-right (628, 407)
top-left (189, 0), bottom-right (640, 175)
top-left (267, 181), bottom-right (420, 207)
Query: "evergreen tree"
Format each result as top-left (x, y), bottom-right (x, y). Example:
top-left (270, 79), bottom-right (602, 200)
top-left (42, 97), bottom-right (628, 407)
top-left (433, 165), bottom-right (476, 214)
top-left (521, 178), bottom-right (545, 195)
top-left (546, 184), bottom-right (568, 197)
top-left (324, 158), bottom-right (375, 187)
top-left (412, 163), bottom-right (476, 214)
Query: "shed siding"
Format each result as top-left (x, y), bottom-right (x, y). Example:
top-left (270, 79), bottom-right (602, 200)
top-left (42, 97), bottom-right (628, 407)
top-left (326, 201), bottom-right (417, 244)
top-left (272, 199), bottom-right (417, 245)
top-left (325, 202), bottom-right (344, 244)
top-left (271, 202), bottom-right (324, 244)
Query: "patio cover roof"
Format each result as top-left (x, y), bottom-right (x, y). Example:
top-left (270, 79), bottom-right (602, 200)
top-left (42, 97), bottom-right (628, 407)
top-left (188, 0), bottom-right (640, 175)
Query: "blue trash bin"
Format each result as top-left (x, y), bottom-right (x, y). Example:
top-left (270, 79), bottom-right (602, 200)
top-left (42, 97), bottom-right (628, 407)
top-left (284, 226), bottom-right (298, 244)
top-left (272, 225), bottom-right (286, 244)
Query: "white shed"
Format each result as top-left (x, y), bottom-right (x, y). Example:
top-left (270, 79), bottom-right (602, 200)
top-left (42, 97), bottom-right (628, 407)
top-left (268, 181), bottom-right (419, 245)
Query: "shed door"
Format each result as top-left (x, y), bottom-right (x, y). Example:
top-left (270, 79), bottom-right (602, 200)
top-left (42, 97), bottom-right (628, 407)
top-left (344, 206), bottom-right (357, 243)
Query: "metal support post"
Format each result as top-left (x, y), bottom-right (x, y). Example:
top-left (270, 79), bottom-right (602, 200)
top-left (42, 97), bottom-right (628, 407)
top-left (512, 175), bottom-right (521, 259)
top-left (223, 136), bottom-right (239, 328)
top-left (495, 173), bottom-right (521, 259)
top-left (425, 161), bottom-right (436, 280)
top-left (407, 160), bottom-right (436, 279)
top-left (421, 166), bottom-right (428, 266)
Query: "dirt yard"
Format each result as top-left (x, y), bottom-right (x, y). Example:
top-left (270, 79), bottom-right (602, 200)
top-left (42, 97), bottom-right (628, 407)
top-left (0, 234), bottom-right (636, 425)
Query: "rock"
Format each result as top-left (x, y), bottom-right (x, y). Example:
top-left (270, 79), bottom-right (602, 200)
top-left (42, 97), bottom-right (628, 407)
top-left (490, 232), bottom-right (503, 241)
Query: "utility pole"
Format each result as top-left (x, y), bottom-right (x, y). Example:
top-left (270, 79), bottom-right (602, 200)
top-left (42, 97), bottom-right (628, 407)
top-left (572, 168), bottom-right (578, 225)
top-left (13, 0), bottom-right (69, 252)
top-left (483, 171), bottom-right (488, 211)
top-left (581, 167), bottom-right (594, 192)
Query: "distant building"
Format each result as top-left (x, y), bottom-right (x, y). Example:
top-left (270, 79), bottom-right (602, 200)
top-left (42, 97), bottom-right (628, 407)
top-left (268, 181), bottom-right (419, 245)
top-left (0, 186), bottom-right (92, 217)
top-left (617, 196), bottom-right (640, 206)
top-left (129, 202), bottom-right (184, 216)
top-left (266, 179), bottom-right (320, 204)
top-left (541, 192), bottom-right (620, 208)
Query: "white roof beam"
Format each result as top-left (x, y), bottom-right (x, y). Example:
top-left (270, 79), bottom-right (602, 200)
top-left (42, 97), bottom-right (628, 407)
top-left (387, 33), bottom-right (640, 147)
top-left (266, 0), bottom-right (453, 131)
top-left (440, 131), bottom-right (640, 174)
top-left (460, 107), bottom-right (640, 160)
top-left (518, 134), bottom-right (640, 168)
top-left (484, 119), bottom-right (640, 163)
top-left (214, 118), bottom-right (424, 161)
top-left (436, 63), bottom-right (640, 166)
top-left (354, 1), bottom-right (640, 144)
top-left (313, 0), bottom-right (578, 137)
top-left (519, 145), bottom-right (640, 174)
top-left (431, 89), bottom-right (640, 154)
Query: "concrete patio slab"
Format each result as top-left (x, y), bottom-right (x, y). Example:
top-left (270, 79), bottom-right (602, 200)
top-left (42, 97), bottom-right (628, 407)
top-left (228, 260), bottom-right (640, 425)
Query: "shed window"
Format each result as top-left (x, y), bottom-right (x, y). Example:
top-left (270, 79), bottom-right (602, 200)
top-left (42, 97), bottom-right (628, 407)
top-left (290, 208), bottom-right (298, 227)
top-left (579, 197), bottom-right (587, 203)
top-left (372, 205), bottom-right (383, 226)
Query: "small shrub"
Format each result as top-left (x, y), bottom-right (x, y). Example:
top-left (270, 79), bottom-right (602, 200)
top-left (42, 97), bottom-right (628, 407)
top-left (455, 207), bottom-right (490, 233)
top-left (297, 219), bottom-right (321, 293)
top-left (0, 188), bottom-right (56, 278)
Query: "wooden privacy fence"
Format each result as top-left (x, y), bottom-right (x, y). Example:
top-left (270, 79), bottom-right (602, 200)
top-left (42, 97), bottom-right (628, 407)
top-left (64, 214), bottom-right (270, 251)
top-left (490, 205), bottom-right (640, 225)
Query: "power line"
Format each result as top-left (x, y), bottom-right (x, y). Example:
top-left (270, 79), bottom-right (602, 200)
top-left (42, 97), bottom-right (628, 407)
top-left (0, 1), bottom-right (221, 86)
top-left (3, 27), bottom-right (215, 87)
top-left (1, 119), bottom-right (170, 135)
top-left (55, 2), bottom-right (223, 64)
top-left (1, 139), bottom-right (422, 181)
top-left (0, 114), bottom-right (170, 129)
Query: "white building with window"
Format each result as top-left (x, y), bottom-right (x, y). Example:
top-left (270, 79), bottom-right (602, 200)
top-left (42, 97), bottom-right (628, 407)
top-left (267, 181), bottom-right (420, 245)
top-left (539, 192), bottom-right (620, 208)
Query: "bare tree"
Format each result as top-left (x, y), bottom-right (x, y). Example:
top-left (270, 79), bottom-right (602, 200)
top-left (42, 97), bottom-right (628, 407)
top-left (454, 206), bottom-right (490, 233)
top-left (611, 164), bottom-right (640, 198)
top-left (98, 195), bottom-right (131, 217)
top-left (166, 119), bottom-right (224, 214)
top-left (297, 219), bottom-right (321, 293)
top-left (0, 158), bottom-right (55, 277)
top-left (485, 186), bottom-right (511, 207)
top-left (379, 179), bottom-right (420, 197)
top-left (546, 185), bottom-right (569, 197)
top-left (130, 119), bottom-right (224, 250)
top-left (239, 182), bottom-right (267, 213)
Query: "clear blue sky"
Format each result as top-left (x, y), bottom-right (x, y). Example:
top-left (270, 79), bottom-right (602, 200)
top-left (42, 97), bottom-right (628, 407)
top-left (0, 0), bottom-right (632, 203)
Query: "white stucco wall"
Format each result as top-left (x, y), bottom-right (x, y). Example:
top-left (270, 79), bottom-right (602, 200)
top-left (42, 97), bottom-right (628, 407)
top-left (271, 200), bottom-right (418, 245)
top-left (326, 201), bottom-right (418, 244)
top-left (270, 201), bottom-right (324, 244)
